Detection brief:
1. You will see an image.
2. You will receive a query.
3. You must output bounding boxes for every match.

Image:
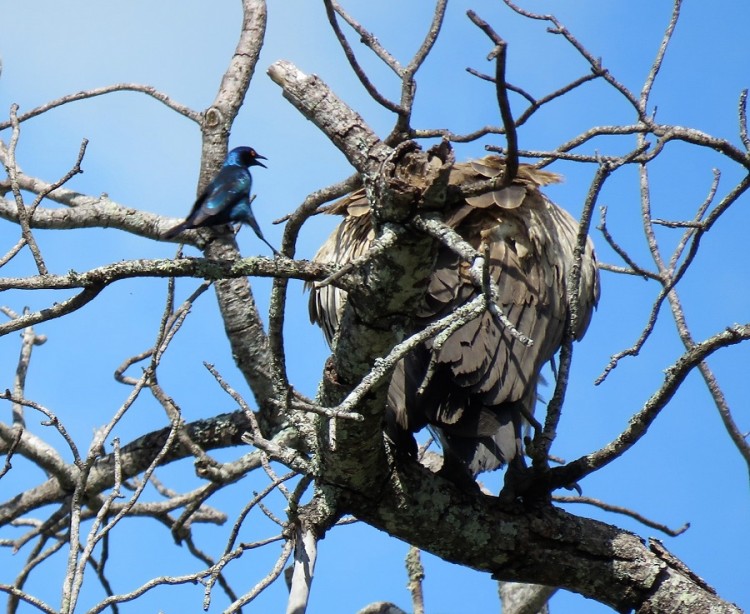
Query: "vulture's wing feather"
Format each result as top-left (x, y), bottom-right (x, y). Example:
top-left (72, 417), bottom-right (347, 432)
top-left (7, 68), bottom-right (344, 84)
top-left (306, 201), bottom-right (373, 346)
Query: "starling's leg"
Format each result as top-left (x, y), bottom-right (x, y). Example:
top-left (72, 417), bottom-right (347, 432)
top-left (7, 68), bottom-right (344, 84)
top-left (244, 214), bottom-right (279, 256)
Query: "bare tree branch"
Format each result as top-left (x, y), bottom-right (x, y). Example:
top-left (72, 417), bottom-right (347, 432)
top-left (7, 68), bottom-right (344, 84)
top-left (554, 495), bottom-right (690, 537)
top-left (499, 582), bottom-right (555, 614)
top-left (640, 0), bottom-right (683, 110)
top-left (466, 10), bottom-right (518, 182)
top-left (405, 546), bottom-right (425, 614)
top-left (267, 61), bottom-right (391, 174)
top-left (547, 323), bottom-right (750, 489)
top-left (3, 106), bottom-right (48, 274)
top-left (323, 0), bottom-right (403, 114)
top-left (286, 527), bottom-right (318, 614)
top-left (0, 84), bottom-right (201, 129)
top-left (501, 0), bottom-right (644, 117)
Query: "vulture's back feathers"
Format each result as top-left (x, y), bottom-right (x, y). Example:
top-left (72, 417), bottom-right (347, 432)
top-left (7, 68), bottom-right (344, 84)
top-left (308, 156), bottom-right (599, 480)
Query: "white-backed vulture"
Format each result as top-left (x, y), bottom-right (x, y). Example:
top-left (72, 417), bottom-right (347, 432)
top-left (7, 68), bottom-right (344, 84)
top-left (308, 156), bottom-right (600, 485)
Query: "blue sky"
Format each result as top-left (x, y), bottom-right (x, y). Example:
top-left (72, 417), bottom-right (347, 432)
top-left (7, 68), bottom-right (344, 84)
top-left (1, 1), bottom-right (749, 612)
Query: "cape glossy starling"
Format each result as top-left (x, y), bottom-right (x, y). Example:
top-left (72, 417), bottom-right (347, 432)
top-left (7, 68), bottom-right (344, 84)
top-left (164, 146), bottom-right (277, 255)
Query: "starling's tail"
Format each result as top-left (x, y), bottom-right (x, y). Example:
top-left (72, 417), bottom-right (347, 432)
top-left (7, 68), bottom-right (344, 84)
top-left (162, 221), bottom-right (189, 240)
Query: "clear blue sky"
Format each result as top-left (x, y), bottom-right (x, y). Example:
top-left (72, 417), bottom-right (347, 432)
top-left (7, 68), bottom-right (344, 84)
top-left (1, 1), bottom-right (748, 612)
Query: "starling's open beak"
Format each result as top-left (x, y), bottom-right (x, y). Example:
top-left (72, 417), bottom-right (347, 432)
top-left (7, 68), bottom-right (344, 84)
top-left (254, 153), bottom-right (267, 169)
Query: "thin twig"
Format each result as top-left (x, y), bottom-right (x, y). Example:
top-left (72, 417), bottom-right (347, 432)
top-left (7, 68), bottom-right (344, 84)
top-left (0, 584), bottom-right (57, 614)
top-left (315, 224), bottom-right (401, 288)
top-left (323, 0), bottom-right (402, 113)
top-left (4, 105), bottom-right (47, 274)
top-left (0, 393), bottom-right (82, 467)
top-left (467, 11), bottom-right (518, 183)
top-left (7, 537), bottom-right (66, 614)
top-left (597, 262), bottom-right (660, 281)
top-left (329, 0), bottom-right (403, 75)
top-left (267, 174), bottom-right (361, 405)
top-left (275, 397), bottom-right (363, 422)
top-left (205, 499), bottom-right (290, 610)
top-left (487, 140), bottom-right (653, 168)
top-left (667, 168), bottom-right (720, 273)
top-left (640, 0), bottom-right (682, 111)
top-left (412, 124), bottom-right (503, 143)
top-left (9, 314), bottom-right (47, 427)
top-left (29, 139), bottom-right (89, 220)
top-left (66, 415), bottom-right (181, 611)
top-left (0, 287), bottom-right (103, 338)
top-left (321, 294), bottom-right (487, 417)
top-left (416, 295), bottom-right (487, 395)
top-left (739, 89), bottom-right (750, 151)
top-left (182, 534), bottom-right (239, 608)
top-left (0, 84), bottom-right (200, 130)
top-left (411, 216), bottom-right (533, 345)
top-left (225, 539), bottom-right (294, 613)
top-left (554, 495), bottom-right (689, 537)
top-left (0, 237), bottom-right (27, 268)
top-left (204, 363), bottom-right (312, 475)
top-left (501, 0), bottom-right (645, 118)
top-left (549, 324), bottom-right (750, 488)
top-left (391, 0), bottom-right (448, 139)
top-left (537, 152), bottom-right (628, 466)
top-left (86, 562), bottom-right (240, 614)
top-left (597, 170), bottom-right (750, 384)
top-left (515, 73), bottom-right (600, 127)
top-left (598, 205), bottom-right (657, 280)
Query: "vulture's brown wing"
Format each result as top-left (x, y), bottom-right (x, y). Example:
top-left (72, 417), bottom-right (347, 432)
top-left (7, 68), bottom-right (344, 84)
top-left (307, 195), bottom-right (374, 346)
top-left (308, 156), bottom-right (599, 477)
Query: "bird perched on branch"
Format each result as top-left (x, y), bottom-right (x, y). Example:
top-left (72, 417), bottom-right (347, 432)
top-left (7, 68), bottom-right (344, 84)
top-left (308, 156), bottom-right (599, 489)
top-left (163, 146), bottom-right (278, 255)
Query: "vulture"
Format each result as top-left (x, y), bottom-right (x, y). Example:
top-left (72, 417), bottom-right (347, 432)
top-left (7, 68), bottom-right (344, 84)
top-left (308, 156), bottom-right (599, 486)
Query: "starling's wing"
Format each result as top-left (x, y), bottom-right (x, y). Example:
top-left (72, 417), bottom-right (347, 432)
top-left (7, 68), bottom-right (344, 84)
top-left (187, 166), bottom-right (251, 228)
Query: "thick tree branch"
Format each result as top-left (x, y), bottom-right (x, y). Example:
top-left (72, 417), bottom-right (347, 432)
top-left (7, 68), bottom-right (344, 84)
top-left (192, 0), bottom-right (280, 427)
top-left (2, 2), bottom-right (747, 612)
top-left (267, 60), bottom-right (392, 175)
top-left (0, 257), bottom-right (332, 337)
top-left (341, 462), bottom-right (739, 614)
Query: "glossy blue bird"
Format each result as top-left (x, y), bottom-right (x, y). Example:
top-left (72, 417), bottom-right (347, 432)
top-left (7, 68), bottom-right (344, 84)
top-left (163, 146), bottom-right (278, 254)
